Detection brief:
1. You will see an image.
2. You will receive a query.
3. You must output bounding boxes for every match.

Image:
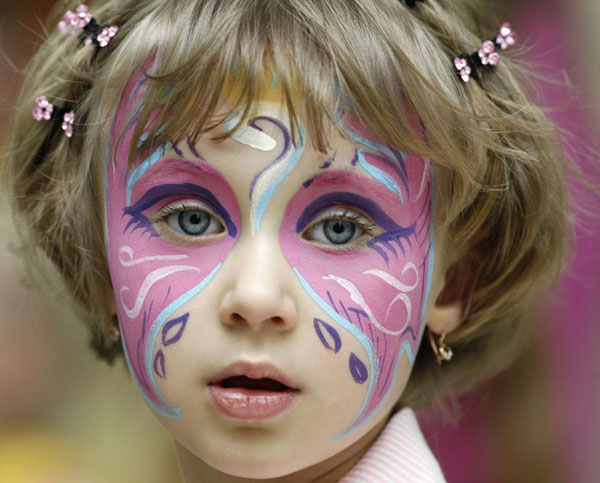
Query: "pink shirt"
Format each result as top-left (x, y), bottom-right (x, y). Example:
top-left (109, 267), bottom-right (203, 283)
top-left (341, 409), bottom-right (446, 482)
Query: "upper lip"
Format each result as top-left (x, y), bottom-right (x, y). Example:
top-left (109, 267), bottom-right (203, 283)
top-left (207, 361), bottom-right (300, 391)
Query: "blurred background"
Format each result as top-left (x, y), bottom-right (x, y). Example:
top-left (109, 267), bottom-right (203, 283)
top-left (1, 1), bottom-right (598, 482)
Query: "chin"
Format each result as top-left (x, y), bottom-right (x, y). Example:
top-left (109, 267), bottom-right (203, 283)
top-left (171, 417), bottom-right (353, 481)
top-left (216, 460), bottom-right (299, 479)
top-left (185, 436), bottom-right (321, 479)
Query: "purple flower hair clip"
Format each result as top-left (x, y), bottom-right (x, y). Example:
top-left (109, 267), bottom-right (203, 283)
top-left (57, 4), bottom-right (119, 49)
top-left (32, 95), bottom-right (75, 138)
top-left (454, 22), bottom-right (518, 83)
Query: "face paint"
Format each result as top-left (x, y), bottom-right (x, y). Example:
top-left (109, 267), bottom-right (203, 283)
top-left (319, 152), bottom-right (336, 170)
top-left (105, 68), bottom-right (436, 480)
top-left (280, 112), bottom-right (433, 439)
top-left (219, 68), bottom-right (306, 233)
top-left (226, 111), bottom-right (279, 151)
top-left (237, 113), bottom-right (305, 234)
top-left (105, 76), bottom-right (241, 418)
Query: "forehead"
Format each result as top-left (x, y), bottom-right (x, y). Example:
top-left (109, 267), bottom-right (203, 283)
top-left (117, 104), bottom-right (406, 185)
top-left (109, 68), bottom-right (428, 216)
top-left (113, 109), bottom-right (428, 246)
top-left (115, 73), bottom-right (396, 160)
top-left (111, 58), bottom-right (420, 171)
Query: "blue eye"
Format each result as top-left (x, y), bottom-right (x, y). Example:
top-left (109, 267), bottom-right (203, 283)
top-left (161, 203), bottom-right (224, 237)
top-left (304, 208), bottom-right (376, 247)
top-left (322, 219), bottom-right (357, 244)
top-left (172, 211), bottom-right (211, 236)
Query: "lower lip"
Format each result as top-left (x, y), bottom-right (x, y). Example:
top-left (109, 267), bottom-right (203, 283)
top-left (208, 386), bottom-right (298, 420)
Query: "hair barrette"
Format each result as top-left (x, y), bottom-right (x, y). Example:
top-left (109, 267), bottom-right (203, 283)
top-left (32, 95), bottom-right (75, 138)
top-left (454, 22), bottom-right (517, 83)
top-left (57, 4), bottom-right (118, 48)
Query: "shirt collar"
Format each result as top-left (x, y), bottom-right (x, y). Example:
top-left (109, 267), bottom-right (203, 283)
top-left (340, 408), bottom-right (446, 482)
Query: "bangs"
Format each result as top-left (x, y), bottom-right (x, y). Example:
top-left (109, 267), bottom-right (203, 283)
top-left (9, 0), bottom-right (572, 404)
top-left (104, 0), bottom-right (442, 168)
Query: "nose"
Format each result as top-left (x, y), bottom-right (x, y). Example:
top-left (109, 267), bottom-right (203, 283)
top-left (219, 235), bottom-right (297, 333)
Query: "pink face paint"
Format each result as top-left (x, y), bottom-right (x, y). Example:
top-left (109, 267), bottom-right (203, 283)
top-left (242, 115), bottom-right (304, 234)
top-left (105, 75), bottom-right (240, 417)
top-left (280, 146), bottom-right (432, 438)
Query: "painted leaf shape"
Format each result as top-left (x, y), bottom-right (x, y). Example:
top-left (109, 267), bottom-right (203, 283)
top-left (349, 352), bottom-right (368, 384)
top-left (313, 318), bottom-right (342, 353)
top-left (153, 349), bottom-right (166, 378)
top-left (162, 313), bottom-right (189, 346)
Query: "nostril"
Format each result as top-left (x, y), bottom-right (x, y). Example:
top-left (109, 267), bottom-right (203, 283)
top-left (226, 313), bottom-right (288, 327)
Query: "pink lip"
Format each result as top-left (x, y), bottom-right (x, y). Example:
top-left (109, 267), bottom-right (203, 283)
top-left (207, 361), bottom-right (300, 420)
top-left (208, 386), bottom-right (298, 420)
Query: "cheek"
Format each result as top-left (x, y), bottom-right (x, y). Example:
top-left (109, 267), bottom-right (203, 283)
top-left (279, 172), bottom-right (432, 437)
top-left (104, 160), bottom-right (240, 418)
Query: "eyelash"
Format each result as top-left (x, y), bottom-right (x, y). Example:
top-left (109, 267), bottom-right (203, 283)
top-left (152, 202), bottom-right (377, 249)
top-left (154, 201), bottom-right (224, 239)
top-left (156, 201), bottom-right (209, 221)
top-left (303, 208), bottom-right (378, 249)
top-left (314, 208), bottom-right (376, 231)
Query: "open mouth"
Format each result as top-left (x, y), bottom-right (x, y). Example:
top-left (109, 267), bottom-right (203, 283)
top-left (208, 375), bottom-right (299, 419)
top-left (217, 376), bottom-right (292, 392)
top-left (207, 361), bottom-right (300, 419)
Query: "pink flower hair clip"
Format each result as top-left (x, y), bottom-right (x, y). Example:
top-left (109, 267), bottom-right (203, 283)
top-left (32, 95), bottom-right (75, 138)
top-left (454, 22), bottom-right (518, 83)
top-left (57, 4), bottom-right (119, 49)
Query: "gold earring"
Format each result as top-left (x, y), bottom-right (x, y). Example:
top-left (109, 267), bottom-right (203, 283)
top-left (109, 314), bottom-right (121, 341)
top-left (427, 327), bottom-right (453, 365)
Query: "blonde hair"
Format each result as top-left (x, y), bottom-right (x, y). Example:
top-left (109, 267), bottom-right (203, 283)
top-left (5, 0), bottom-right (570, 410)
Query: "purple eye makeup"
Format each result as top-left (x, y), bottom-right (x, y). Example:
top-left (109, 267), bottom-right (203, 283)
top-left (106, 82), bottom-right (242, 416)
top-left (280, 155), bottom-right (432, 439)
top-left (105, 74), bottom-right (433, 448)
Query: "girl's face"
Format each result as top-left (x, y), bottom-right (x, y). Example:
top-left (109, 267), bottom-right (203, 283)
top-left (104, 78), bottom-right (435, 479)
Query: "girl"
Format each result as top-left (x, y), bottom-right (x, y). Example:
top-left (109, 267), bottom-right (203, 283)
top-left (5, 0), bottom-right (570, 481)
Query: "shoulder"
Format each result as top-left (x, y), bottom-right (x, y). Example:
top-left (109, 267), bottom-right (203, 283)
top-left (340, 408), bottom-right (446, 483)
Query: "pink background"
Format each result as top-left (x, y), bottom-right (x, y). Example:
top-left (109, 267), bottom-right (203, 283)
top-left (419, 1), bottom-right (600, 481)
top-left (0, 1), bottom-right (598, 481)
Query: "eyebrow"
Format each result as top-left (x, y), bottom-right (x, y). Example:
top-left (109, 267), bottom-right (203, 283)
top-left (334, 109), bottom-right (410, 183)
top-left (186, 136), bottom-right (204, 160)
top-left (128, 156), bottom-right (219, 194)
top-left (125, 182), bottom-right (238, 237)
top-left (126, 147), bottom-right (214, 203)
top-left (126, 141), bottom-right (173, 206)
top-left (356, 149), bottom-right (408, 204)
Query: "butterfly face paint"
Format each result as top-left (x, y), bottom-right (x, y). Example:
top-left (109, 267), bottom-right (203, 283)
top-left (104, 68), bottom-right (306, 419)
top-left (280, 111), bottom-right (433, 439)
top-left (103, 67), bottom-right (435, 480)
top-left (105, 75), bottom-right (242, 417)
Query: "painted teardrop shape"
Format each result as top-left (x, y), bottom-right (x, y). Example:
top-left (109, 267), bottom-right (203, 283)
top-left (162, 313), bottom-right (189, 346)
top-left (153, 349), bottom-right (166, 378)
top-left (349, 352), bottom-right (368, 384)
top-left (314, 318), bottom-right (342, 353)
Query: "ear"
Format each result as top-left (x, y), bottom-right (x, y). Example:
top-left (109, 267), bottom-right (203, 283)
top-left (426, 249), bottom-right (472, 336)
top-left (426, 300), bottom-right (462, 335)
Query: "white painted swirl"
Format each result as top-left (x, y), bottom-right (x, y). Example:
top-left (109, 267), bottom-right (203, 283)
top-left (226, 111), bottom-right (278, 152)
top-left (363, 263), bottom-right (419, 292)
top-left (323, 274), bottom-right (406, 336)
top-left (416, 160), bottom-right (430, 201)
top-left (384, 293), bottom-right (411, 327)
top-left (118, 246), bottom-right (188, 267)
top-left (364, 263), bottom-right (419, 329)
top-left (119, 265), bottom-right (200, 319)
